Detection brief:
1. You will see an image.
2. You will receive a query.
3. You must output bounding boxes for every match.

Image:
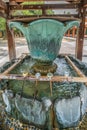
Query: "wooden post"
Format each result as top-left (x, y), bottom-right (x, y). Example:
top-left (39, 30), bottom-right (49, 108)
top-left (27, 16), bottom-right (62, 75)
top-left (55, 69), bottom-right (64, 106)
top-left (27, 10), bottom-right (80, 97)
top-left (6, 3), bottom-right (16, 61)
top-left (6, 22), bottom-right (16, 60)
top-left (75, 2), bottom-right (86, 60)
top-left (72, 27), bottom-right (75, 38)
top-left (42, 7), bottom-right (46, 15)
top-left (67, 29), bottom-right (70, 37)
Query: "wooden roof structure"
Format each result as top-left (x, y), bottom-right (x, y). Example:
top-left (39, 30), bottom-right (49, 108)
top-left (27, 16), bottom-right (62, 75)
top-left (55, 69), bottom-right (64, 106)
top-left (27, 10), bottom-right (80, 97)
top-left (0, 0), bottom-right (87, 61)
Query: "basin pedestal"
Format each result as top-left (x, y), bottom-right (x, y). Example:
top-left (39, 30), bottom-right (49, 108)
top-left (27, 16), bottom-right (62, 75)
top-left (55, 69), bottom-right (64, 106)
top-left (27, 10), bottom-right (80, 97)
top-left (32, 61), bottom-right (57, 74)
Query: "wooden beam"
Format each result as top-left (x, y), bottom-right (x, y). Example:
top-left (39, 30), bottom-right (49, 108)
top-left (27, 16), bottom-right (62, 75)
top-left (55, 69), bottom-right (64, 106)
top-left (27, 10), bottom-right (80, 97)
top-left (6, 22), bottom-right (16, 61)
top-left (0, 74), bottom-right (87, 83)
top-left (10, 14), bottom-right (79, 19)
top-left (65, 55), bottom-right (87, 86)
top-left (8, 15), bottom-right (80, 23)
top-left (9, 0), bottom-right (80, 3)
top-left (0, 54), bottom-right (27, 82)
top-left (1, 54), bottom-right (27, 75)
top-left (65, 56), bottom-right (86, 77)
top-left (9, 3), bottom-right (79, 10)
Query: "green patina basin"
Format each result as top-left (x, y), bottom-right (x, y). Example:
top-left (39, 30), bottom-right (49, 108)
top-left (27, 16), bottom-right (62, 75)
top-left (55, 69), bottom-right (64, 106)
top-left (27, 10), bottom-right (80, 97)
top-left (9, 19), bottom-right (80, 74)
top-left (9, 19), bottom-right (80, 63)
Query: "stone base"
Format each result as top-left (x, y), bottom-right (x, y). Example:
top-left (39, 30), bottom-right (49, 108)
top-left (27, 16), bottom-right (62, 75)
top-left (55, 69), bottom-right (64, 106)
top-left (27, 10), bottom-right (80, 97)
top-left (32, 62), bottom-right (57, 75)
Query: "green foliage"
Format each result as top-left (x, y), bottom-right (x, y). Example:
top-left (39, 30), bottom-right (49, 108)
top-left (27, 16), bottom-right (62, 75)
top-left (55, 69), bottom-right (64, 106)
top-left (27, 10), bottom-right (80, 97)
top-left (0, 17), bottom-right (6, 31)
top-left (46, 10), bottom-right (54, 15)
top-left (12, 1), bottom-right (53, 16)
top-left (22, 1), bottom-right (44, 5)
top-left (13, 10), bottom-right (42, 16)
top-left (0, 2), bottom-right (53, 31)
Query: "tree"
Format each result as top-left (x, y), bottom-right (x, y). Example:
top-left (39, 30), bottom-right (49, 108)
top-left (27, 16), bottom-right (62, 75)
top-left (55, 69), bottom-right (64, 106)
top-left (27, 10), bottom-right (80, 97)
top-left (0, 17), bottom-right (6, 39)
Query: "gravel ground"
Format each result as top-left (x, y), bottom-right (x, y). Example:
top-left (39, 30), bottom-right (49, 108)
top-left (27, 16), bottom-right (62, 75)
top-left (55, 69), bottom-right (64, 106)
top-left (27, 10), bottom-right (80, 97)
top-left (0, 37), bottom-right (87, 67)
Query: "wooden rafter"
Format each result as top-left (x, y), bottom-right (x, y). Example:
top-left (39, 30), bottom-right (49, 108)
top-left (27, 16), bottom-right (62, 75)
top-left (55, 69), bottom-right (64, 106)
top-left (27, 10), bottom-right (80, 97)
top-left (9, 3), bottom-right (79, 10)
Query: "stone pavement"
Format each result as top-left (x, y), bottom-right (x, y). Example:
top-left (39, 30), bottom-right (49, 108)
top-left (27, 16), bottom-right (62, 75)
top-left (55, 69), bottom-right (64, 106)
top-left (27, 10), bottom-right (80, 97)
top-left (0, 37), bottom-right (87, 67)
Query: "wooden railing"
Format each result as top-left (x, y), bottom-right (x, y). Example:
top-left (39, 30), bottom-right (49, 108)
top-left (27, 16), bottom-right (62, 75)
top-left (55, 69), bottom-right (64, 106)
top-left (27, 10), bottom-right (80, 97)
top-left (68, 14), bottom-right (87, 38)
top-left (65, 24), bottom-right (87, 38)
